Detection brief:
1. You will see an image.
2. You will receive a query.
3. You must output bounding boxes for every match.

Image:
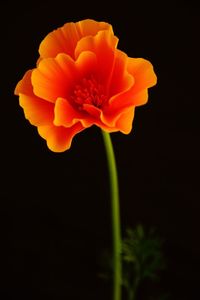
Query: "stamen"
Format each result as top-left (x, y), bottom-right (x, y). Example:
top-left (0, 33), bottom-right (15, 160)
top-left (71, 75), bottom-right (107, 109)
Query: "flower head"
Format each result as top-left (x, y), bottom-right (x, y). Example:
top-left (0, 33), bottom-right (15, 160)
top-left (15, 19), bottom-right (157, 152)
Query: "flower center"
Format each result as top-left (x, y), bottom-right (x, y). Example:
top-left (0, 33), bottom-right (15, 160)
top-left (71, 75), bottom-right (107, 109)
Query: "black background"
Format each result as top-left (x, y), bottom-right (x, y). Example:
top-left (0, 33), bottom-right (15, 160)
top-left (1, 0), bottom-right (199, 299)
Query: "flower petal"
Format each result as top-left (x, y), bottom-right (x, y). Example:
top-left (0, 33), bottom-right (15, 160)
top-left (108, 50), bottom-right (133, 97)
top-left (38, 122), bottom-right (85, 152)
top-left (108, 58), bottom-right (157, 110)
top-left (19, 94), bottom-right (54, 126)
top-left (31, 53), bottom-right (78, 103)
top-left (14, 70), bottom-right (34, 96)
top-left (79, 104), bottom-right (116, 132)
top-left (77, 19), bottom-right (113, 37)
top-left (127, 58), bottom-right (157, 105)
top-left (115, 107), bottom-right (135, 134)
top-left (82, 104), bottom-right (101, 119)
top-left (82, 104), bottom-right (131, 133)
top-left (15, 70), bottom-right (54, 126)
top-left (75, 50), bottom-right (97, 77)
top-left (54, 98), bottom-right (93, 128)
top-left (75, 30), bottom-right (118, 86)
top-left (99, 104), bottom-right (134, 129)
top-left (39, 23), bottom-right (81, 60)
top-left (39, 19), bottom-right (112, 60)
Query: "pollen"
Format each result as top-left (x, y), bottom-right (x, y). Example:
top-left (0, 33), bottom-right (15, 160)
top-left (71, 75), bottom-right (107, 109)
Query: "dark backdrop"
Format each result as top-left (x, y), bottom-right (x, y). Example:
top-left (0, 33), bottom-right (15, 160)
top-left (1, 1), bottom-right (199, 299)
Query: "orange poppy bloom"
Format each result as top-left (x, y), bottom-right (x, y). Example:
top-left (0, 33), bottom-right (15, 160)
top-left (15, 19), bottom-right (157, 152)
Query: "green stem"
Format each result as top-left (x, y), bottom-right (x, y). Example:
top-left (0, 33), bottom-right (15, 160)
top-left (101, 130), bottom-right (122, 300)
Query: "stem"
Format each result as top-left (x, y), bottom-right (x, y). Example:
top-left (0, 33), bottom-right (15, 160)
top-left (101, 130), bottom-right (122, 300)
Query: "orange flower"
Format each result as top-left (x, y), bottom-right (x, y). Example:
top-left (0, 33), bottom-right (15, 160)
top-left (15, 19), bottom-right (157, 152)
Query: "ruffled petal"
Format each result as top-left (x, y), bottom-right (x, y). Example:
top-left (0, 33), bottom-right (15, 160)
top-left (108, 50), bottom-right (133, 97)
top-left (96, 106), bottom-right (135, 133)
top-left (39, 19), bottom-right (112, 60)
top-left (77, 19), bottom-right (113, 37)
top-left (78, 104), bottom-right (115, 132)
top-left (82, 104), bottom-right (132, 133)
top-left (39, 23), bottom-right (81, 60)
top-left (14, 70), bottom-right (34, 96)
top-left (82, 104), bottom-right (101, 119)
top-left (75, 30), bottom-right (118, 87)
top-left (19, 94), bottom-right (54, 126)
top-left (15, 70), bottom-right (54, 126)
top-left (127, 58), bottom-right (157, 105)
top-left (54, 98), bottom-right (93, 128)
top-left (108, 58), bottom-right (156, 110)
top-left (38, 122), bottom-right (85, 152)
top-left (106, 79), bottom-right (135, 112)
top-left (75, 51), bottom-right (97, 77)
top-left (31, 53), bottom-right (78, 103)
top-left (115, 107), bottom-right (135, 134)
top-left (100, 112), bottom-right (121, 127)
top-left (128, 58), bottom-right (157, 90)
